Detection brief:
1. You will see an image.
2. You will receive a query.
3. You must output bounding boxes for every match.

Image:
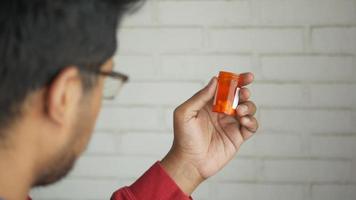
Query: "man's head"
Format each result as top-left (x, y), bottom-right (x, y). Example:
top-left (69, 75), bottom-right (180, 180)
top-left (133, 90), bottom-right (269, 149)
top-left (0, 0), bottom-right (140, 186)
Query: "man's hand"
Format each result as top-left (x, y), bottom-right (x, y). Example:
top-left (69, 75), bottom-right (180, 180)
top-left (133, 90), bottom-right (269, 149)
top-left (161, 73), bottom-right (258, 195)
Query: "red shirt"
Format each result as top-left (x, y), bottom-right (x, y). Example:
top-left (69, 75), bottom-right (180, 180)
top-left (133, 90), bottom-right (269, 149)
top-left (29, 162), bottom-right (192, 200)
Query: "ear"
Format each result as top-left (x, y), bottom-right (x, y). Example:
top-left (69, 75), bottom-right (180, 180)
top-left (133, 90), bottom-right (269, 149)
top-left (46, 66), bottom-right (83, 125)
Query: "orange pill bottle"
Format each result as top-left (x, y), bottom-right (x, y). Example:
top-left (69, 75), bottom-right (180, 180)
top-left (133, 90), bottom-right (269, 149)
top-left (212, 71), bottom-right (241, 116)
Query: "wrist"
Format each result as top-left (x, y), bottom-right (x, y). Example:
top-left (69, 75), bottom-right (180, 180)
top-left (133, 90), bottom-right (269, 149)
top-left (160, 151), bottom-right (204, 195)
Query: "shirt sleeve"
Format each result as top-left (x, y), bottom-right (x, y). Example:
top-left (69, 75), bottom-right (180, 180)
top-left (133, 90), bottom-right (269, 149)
top-left (111, 161), bottom-right (193, 200)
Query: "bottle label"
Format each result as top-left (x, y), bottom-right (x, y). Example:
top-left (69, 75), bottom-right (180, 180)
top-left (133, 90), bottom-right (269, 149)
top-left (232, 87), bottom-right (240, 109)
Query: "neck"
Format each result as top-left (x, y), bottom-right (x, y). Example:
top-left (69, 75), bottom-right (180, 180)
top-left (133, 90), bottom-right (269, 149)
top-left (0, 142), bottom-right (35, 200)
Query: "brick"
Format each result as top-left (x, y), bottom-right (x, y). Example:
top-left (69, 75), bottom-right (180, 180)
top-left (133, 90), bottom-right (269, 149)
top-left (312, 185), bottom-right (356, 200)
top-left (71, 155), bottom-right (156, 179)
top-left (118, 28), bottom-right (203, 53)
top-left (260, 109), bottom-right (354, 134)
top-left (121, 1), bottom-right (154, 26)
top-left (263, 159), bottom-right (351, 182)
top-left (191, 181), bottom-right (211, 200)
top-left (209, 28), bottom-right (303, 53)
top-left (213, 158), bottom-right (262, 181)
top-left (158, 1), bottom-right (251, 25)
top-left (261, 55), bottom-right (356, 82)
top-left (86, 132), bottom-right (119, 154)
top-left (310, 135), bottom-right (356, 158)
top-left (351, 160), bottom-right (356, 182)
top-left (163, 107), bottom-right (175, 131)
top-left (159, 55), bottom-right (253, 81)
top-left (251, 83), bottom-right (309, 107)
top-left (352, 111), bottom-right (356, 131)
top-left (30, 179), bottom-right (128, 199)
top-left (237, 138), bottom-right (257, 156)
top-left (312, 27), bottom-right (356, 53)
top-left (118, 132), bottom-right (173, 157)
top-left (257, 0), bottom-right (356, 25)
top-left (216, 183), bottom-right (306, 200)
top-left (114, 81), bottom-right (202, 106)
top-left (95, 106), bottom-right (162, 131)
top-left (113, 55), bottom-right (157, 80)
top-left (310, 84), bottom-right (356, 108)
top-left (251, 133), bottom-right (305, 157)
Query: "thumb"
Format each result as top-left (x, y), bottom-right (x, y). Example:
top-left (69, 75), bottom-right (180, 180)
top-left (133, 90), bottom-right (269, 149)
top-left (179, 77), bottom-right (218, 115)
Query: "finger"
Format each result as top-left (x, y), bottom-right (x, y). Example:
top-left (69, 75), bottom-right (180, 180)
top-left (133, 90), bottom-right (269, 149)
top-left (236, 101), bottom-right (257, 117)
top-left (219, 113), bottom-right (238, 124)
top-left (178, 77), bottom-right (218, 114)
top-left (239, 87), bottom-right (250, 102)
top-left (240, 116), bottom-right (258, 133)
top-left (238, 72), bottom-right (254, 87)
top-left (240, 126), bottom-right (255, 141)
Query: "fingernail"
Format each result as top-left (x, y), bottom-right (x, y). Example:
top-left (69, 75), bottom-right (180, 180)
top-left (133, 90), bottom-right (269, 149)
top-left (208, 77), bottom-right (215, 85)
top-left (238, 104), bottom-right (248, 114)
top-left (241, 117), bottom-right (250, 124)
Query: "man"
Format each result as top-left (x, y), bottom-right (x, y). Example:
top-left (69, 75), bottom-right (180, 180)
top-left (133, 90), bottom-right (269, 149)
top-left (0, 0), bottom-right (258, 200)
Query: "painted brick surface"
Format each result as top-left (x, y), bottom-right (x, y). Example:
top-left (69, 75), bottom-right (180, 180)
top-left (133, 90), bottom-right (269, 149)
top-left (31, 0), bottom-right (356, 199)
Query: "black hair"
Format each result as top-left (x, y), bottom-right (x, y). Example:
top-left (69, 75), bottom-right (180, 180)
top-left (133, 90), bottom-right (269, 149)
top-left (0, 0), bottom-right (142, 134)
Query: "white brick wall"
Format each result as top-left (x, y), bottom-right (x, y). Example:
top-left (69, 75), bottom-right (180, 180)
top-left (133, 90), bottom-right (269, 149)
top-left (31, 0), bottom-right (356, 199)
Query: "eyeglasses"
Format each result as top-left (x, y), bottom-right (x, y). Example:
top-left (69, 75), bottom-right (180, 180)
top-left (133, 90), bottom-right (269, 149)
top-left (98, 70), bottom-right (129, 100)
top-left (79, 66), bottom-right (129, 100)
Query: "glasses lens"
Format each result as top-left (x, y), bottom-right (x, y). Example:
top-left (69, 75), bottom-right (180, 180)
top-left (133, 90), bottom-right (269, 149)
top-left (103, 77), bottom-right (124, 100)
